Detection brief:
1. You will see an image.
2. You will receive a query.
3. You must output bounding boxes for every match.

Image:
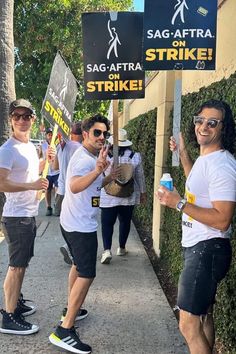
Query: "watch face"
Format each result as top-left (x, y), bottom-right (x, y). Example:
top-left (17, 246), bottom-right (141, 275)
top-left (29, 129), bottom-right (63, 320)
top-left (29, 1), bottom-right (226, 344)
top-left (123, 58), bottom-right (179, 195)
top-left (177, 202), bottom-right (183, 211)
top-left (177, 199), bottom-right (186, 211)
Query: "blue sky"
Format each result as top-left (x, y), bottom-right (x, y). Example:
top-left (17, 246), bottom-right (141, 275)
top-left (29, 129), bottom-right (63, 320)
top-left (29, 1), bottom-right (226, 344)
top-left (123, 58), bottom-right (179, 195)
top-left (133, 0), bottom-right (144, 11)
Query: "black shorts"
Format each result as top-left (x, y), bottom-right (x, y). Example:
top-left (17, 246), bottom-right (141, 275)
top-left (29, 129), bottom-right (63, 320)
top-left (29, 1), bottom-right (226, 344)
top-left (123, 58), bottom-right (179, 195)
top-left (60, 225), bottom-right (98, 279)
top-left (1, 217), bottom-right (37, 268)
top-left (177, 238), bottom-right (232, 315)
top-left (46, 174), bottom-right (59, 190)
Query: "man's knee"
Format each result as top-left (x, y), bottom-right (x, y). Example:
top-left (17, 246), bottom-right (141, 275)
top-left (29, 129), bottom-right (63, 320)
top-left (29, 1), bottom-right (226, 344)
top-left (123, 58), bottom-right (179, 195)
top-left (8, 266), bottom-right (25, 275)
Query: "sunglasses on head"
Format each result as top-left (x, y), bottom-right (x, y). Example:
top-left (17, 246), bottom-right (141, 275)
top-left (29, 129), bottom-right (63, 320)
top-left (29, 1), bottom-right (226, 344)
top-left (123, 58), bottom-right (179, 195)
top-left (93, 129), bottom-right (110, 139)
top-left (11, 113), bottom-right (33, 122)
top-left (193, 116), bottom-right (223, 129)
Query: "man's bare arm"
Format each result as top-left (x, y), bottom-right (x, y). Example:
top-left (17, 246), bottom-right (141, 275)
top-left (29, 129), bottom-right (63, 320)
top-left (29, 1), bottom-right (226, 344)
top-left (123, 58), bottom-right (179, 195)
top-left (0, 168), bottom-right (48, 192)
top-left (157, 186), bottom-right (235, 231)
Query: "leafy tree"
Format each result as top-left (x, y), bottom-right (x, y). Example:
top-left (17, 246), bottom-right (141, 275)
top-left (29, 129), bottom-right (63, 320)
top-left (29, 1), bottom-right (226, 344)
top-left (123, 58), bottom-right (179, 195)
top-left (14, 0), bottom-right (132, 129)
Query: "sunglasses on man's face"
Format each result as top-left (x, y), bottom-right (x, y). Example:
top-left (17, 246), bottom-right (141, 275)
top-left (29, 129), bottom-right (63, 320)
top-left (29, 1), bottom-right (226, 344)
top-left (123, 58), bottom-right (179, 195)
top-left (11, 113), bottom-right (33, 122)
top-left (93, 129), bottom-right (110, 139)
top-left (193, 116), bottom-right (223, 129)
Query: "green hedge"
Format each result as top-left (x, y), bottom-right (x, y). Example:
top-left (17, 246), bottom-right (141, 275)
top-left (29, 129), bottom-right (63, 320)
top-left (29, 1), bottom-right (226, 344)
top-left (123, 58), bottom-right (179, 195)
top-left (124, 71), bottom-right (236, 352)
top-left (125, 108), bottom-right (157, 232)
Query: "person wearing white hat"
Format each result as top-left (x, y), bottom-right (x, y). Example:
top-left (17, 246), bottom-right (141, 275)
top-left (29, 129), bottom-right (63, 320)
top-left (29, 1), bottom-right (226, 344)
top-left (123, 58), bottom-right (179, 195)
top-left (100, 128), bottom-right (147, 264)
top-left (107, 128), bottom-right (132, 147)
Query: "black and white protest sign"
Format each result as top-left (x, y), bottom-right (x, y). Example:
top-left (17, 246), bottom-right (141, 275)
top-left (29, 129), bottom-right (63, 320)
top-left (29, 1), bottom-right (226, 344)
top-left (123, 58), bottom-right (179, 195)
top-left (41, 52), bottom-right (78, 138)
top-left (82, 12), bottom-right (145, 100)
top-left (143, 0), bottom-right (217, 70)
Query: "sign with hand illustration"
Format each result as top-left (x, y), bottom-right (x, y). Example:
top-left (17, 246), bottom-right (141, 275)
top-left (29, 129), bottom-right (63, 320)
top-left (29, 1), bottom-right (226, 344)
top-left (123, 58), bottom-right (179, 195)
top-left (82, 12), bottom-right (145, 100)
top-left (143, 0), bottom-right (217, 70)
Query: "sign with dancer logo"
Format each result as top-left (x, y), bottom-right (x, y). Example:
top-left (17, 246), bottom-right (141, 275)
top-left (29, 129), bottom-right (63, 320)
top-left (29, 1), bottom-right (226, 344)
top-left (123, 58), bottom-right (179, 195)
top-left (143, 0), bottom-right (217, 70)
top-left (82, 12), bottom-right (145, 100)
top-left (41, 52), bottom-right (78, 138)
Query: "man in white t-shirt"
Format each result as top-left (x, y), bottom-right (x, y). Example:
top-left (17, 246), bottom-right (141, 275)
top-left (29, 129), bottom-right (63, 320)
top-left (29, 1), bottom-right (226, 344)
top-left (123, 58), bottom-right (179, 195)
top-left (53, 122), bottom-right (82, 265)
top-left (157, 100), bottom-right (236, 354)
top-left (54, 122), bottom-right (83, 217)
top-left (0, 99), bottom-right (50, 335)
top-left (49, 114), bottom-right (115, 354)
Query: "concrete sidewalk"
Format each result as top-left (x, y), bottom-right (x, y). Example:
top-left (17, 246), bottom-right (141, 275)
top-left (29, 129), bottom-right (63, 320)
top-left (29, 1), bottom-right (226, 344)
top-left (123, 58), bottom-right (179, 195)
top-left (0, 202), bottom-right (188, 354)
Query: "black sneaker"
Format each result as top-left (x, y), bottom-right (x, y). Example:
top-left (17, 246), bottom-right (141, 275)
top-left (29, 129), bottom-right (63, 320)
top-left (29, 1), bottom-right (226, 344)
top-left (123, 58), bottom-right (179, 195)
top-left (61, 307), bottom-right (88, 322)
top-left (60, 245), bottom-right (73, 265)
top-left (49, 325), bottom-right (91, 354)
top-left (16, 293), bottom-right (36, 317)
top-left (0, 309), bottom-right (39, 335)
top-left (46, 207), bottom-right (53, 216)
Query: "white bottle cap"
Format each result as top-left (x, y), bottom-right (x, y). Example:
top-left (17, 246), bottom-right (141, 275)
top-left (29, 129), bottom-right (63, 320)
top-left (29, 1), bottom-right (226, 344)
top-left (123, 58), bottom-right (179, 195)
top-left (162, 173), bottom-right (172, 180)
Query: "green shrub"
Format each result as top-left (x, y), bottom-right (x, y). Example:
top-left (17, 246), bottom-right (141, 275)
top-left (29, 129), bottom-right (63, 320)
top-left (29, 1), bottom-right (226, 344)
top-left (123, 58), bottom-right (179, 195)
top-left (125, 108), bottom-right (157, 232)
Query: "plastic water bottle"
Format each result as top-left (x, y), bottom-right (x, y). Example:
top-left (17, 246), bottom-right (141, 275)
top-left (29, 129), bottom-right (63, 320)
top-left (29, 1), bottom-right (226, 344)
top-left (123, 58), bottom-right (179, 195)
top-left (160, 173), bottom-right (173, 191)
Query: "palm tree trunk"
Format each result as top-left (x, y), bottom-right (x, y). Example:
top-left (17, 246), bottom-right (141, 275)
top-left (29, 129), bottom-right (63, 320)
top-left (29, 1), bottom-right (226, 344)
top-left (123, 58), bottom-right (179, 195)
top-left (0, 0), bottom-right (15, 219)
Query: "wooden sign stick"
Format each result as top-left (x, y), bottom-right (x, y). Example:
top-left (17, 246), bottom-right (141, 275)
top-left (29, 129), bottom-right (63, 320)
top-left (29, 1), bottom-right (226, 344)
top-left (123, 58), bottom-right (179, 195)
top-left (112, 99), bottom-right (119, 167)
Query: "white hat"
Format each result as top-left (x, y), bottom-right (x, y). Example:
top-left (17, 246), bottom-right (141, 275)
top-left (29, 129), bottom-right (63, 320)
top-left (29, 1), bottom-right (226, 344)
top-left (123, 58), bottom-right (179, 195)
top-left (108, 128), bottom-right (132, 147)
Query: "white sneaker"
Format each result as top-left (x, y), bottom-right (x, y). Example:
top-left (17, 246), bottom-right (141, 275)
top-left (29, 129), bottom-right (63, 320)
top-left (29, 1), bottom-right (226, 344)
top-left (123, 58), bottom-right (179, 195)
top-left (101, 250), bottom-right (112, 264)
top-left (117, 247), bottom-right (127, 256)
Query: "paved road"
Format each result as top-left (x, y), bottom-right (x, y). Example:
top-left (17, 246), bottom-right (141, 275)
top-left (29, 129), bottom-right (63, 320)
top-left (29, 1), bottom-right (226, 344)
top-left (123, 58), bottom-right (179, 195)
top-left (0, 203), bottom-right (188, 353)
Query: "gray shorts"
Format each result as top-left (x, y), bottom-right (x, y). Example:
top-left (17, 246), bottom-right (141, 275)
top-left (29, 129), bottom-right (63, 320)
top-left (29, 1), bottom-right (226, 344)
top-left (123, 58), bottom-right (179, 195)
top-left (177, 238), bottom-right (232, 315)
top-left (1, 217), bottom-right (37, 268)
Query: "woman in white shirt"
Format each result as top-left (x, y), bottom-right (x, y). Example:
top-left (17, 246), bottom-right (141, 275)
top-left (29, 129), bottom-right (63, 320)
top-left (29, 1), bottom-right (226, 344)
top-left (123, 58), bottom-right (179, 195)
top-left (100, 129), bottom-right (146, 264)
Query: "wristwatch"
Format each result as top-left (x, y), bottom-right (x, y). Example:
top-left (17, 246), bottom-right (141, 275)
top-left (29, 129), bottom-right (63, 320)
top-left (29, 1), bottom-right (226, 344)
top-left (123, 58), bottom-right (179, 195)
top-left (176, 198), bottom-right (187, 212)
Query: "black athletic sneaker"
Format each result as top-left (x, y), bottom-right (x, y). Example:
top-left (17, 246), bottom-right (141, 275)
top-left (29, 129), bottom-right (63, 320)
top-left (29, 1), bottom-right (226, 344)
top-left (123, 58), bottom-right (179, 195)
top-left (49, 325), bottom-right (91, 354)
top-left (46, 207), bottom-right (53, 216)
top-left (0, 309), bottom-right (39, 335)
top-left (61, 307), bottom-right (88, 322)
top-left (16, 293), bottom-right (36, 317)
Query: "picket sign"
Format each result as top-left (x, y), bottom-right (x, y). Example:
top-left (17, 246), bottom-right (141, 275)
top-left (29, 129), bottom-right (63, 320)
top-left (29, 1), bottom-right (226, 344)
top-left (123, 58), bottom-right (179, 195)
top-left (37, 124), bottom-right (58, 201)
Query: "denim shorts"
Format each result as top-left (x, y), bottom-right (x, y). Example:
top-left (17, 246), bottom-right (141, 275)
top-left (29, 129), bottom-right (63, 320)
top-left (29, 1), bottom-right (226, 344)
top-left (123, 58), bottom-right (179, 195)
top-left (1, 217), bottom-right (37, 268)
top-left (60, 225), bottom-right (98, 279)
top-left (46, 174), bottom-right (59, 190)
top-left (177, 238), bottom-right (232, 316)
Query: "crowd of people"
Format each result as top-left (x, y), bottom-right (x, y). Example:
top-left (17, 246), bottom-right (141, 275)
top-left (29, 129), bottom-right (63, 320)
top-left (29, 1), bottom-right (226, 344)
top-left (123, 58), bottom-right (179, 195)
top-left (0, 98), bottom-right (235, 354)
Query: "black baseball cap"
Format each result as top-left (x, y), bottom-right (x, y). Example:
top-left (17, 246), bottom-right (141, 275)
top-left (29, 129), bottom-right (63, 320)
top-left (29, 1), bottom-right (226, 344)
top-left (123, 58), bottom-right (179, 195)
top-left (9, 99), bottom-right (35, 115)
top-left (46, 127), bottom-right (53, 134)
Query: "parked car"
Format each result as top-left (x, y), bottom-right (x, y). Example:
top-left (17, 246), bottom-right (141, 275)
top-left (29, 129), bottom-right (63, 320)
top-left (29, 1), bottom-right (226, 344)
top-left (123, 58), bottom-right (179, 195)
top-left (30, 139), bottom-right (43, 156)
top-left (30, 139), bottom-right (43, 147)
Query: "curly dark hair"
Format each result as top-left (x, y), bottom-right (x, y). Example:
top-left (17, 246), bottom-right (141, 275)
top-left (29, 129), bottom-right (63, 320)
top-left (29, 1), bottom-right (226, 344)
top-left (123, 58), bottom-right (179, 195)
top-left (81, 114), bottom-right (110, 132)
top-left (189, 99), bottom-right (236, 154)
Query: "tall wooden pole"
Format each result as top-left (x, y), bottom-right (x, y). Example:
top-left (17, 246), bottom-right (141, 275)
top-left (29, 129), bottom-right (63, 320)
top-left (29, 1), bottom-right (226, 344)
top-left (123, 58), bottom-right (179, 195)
top-left (112, 99), bottom-right (119, 166)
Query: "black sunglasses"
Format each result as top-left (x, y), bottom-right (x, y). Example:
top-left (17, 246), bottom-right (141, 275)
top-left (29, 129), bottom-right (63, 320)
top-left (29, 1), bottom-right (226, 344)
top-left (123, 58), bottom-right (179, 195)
top-left (193, 116), bottom-right (223, 129)
top-left (93, 129), bottom-right (110, 139)
top-left (11, 113), bottom-right (33, 122)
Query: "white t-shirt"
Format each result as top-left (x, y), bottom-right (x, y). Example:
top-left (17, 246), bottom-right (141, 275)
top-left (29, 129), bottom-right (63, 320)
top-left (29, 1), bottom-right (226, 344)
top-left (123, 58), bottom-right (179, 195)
top-left (0, 137), bottom-right (40, 217)
top-left (60, 146), bottom-right (103, 233)
top-left (57, 141), bottom-right (81, 195)
top-left (182, 150), bottom-right (236, 247)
